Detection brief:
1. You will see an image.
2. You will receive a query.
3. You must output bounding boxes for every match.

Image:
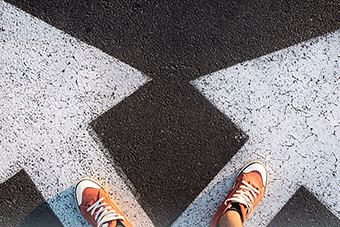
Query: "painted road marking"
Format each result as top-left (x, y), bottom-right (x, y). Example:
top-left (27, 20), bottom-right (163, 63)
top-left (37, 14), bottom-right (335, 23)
top-left (0, 1), bottom-right (152, 226)
top-left (1, 0), bottom-right (340, 226)
top-left (173, 30), bottom-right (340, 226)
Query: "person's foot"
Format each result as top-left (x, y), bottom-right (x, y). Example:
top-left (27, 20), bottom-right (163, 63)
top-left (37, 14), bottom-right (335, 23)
top-left (210, 161), bottom-right (268, 227)
top-left (75, 179), bottom-right (132, 227)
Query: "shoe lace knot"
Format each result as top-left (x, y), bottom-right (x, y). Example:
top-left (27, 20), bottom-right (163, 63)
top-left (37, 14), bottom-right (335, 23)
top-left (87, 197), bottom-right (125, 227)
top-left (225, 180), bottom-right (260, 214)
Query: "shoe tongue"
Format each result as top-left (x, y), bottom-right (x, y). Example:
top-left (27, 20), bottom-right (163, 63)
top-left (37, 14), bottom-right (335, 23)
top-left (93, 191), bottom-right (122, 227)
top-left (238, 203), bottom-right (247, 222)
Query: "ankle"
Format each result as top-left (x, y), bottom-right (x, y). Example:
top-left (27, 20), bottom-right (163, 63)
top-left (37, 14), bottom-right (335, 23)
top-left (218, 210), bottom-right (243, 227)
top-left (227, 203), bottom-right (243, 220)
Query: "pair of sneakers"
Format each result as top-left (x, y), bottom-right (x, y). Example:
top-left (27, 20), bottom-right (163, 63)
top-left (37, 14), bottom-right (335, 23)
top-left (75, 161), bottom-right (267, 227)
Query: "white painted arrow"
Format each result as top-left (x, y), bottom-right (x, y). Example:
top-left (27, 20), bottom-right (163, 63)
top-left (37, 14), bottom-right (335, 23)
top-left (173, 30), bottom-right (340, 226)
top-left (2, 1), bottom-right (339, 226)
top-left (0, 1), bottom-right (153, 226)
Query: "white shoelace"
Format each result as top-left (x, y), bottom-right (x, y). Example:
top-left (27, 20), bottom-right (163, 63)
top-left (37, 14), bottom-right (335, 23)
top-left (87, 197), bottom-right (125, 227)
top-left (225, 180), bottom-right (260, 214)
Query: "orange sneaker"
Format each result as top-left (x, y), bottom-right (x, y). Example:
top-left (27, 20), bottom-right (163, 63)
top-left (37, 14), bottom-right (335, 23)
top-left (210, 161), bottom-right (268, 227)
top-left (75, 179), bottom-right (132, 227)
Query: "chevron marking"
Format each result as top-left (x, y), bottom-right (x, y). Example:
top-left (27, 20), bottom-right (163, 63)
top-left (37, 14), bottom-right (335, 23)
top-left (0, 1), bottom-right (152, 226)
top-left (173, 30), bottom-right (340, 226)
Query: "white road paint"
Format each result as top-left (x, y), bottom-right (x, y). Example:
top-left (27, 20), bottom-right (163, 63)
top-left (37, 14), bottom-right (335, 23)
top-left (0, 1), bottom-right (153, 226)
top-left (1, 1), bottom-right (340, 226)
top-left (173, 30), bottom-right (340, 226)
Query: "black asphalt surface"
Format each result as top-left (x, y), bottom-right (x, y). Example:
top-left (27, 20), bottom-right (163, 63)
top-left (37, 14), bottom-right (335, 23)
top-left (0, 170), bottom-right (62, 227)
top-left (268, 186), bottom-right (340, 227)
top-left (5, 0), bottom-right (340, 81)
top-left (1, 0), bottom-right (340, 226)
top-left (91, 80), bottom-right (247, 226)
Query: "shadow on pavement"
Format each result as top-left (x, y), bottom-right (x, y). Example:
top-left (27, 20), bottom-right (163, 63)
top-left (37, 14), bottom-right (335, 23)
top-left (21, 202), bottom-right (62, 227)
top-left (47, 187), bottom-right (91, 227)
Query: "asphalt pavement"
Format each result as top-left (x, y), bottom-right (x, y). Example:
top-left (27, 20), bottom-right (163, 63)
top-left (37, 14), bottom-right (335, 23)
top-left (1, 0), bottom-right (340, 226)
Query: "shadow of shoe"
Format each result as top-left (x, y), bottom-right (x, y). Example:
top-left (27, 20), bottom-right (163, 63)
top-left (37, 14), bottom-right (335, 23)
top-left (46, 187), bottom-right (91, 227)
top-left (20, 202), bottom-right (63, 227)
